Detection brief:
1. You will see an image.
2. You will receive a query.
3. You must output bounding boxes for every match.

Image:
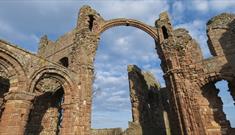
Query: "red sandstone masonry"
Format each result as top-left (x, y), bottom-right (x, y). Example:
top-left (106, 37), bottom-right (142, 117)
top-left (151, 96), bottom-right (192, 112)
top-left (0, 5), bottom-right (234, 135)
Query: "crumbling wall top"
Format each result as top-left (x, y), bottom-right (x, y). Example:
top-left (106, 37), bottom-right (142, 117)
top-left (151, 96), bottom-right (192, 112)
top-left (143, 72), bottom-right (160, 90)
top-left (173, 28), bottom-right (192, 46)
top-left (127, 65), bottom-right (141, 73)
top-left (77, 5), bottom-right (104, 30)
top-left (207, 13), bottom-right (235, 29)
top-left (155, 11), bottom-right (171, 27)
top-left (127, 65), bottom-right (160, 90)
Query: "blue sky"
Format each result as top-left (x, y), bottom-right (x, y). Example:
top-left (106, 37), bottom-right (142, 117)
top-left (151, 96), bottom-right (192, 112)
top-left (0, 0), bottom-right (235, 129)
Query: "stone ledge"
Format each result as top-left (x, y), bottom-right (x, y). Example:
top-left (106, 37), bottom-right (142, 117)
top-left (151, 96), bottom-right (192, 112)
top-left (4, 91), bottom-right (35, 101)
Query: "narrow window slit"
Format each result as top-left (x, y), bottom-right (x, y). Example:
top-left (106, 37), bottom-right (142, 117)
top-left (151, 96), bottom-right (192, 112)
top-left (88, 15), bottom-right (95, 31)
top-left (162, 26), bottom-right (169, 39)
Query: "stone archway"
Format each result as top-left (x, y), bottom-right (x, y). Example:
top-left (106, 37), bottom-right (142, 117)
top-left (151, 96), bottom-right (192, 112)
top-left (93, 22), bottom-right (161, 134)
top-left (81, 9), bottom-right (178, 135)
top-left (73, 6), bottom-right (177, 135)
top-left (0, 5), bottom-right (234, 135)
top-left (26, 78), bottom-right (65, 134)
top-left (0, 60), bottom-right (11, 120)
top-left (194, 73), bottom-right (235, 135)
top-left (0, 49), bottom-right (27, 92)
top-left (0, 48), bottom-right (30, 135)
top-left (26, 66), bottom-right (81, 135)
top-left (197, 79), bottom-right (235, 135)
top-left (98, 19), bottom-right (159, 40)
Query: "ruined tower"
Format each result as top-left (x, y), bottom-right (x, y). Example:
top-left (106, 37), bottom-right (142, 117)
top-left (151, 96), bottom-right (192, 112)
top-left (0, 5), bottom-right (234, 135)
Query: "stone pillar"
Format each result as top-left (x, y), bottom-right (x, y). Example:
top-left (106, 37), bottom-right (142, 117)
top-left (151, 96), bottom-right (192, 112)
top-left (155, 12), bottom-right (192, 135)
top-left (127, 65), bottom-right (142, 124)
top-left (79, 65), bottom-right (94, 135)
top-left (0, 91), bottom-right (35, 135)
top-left (127, 65), bottom-right (169, 135)
top-left (60, 103), bottom-right (81, 135)
top-left (40, 108), bottom-right (59, 135)
top-left (71, 28), bottom-right (100, 135)
top-left (155, 12), bottom-right (205, 134)
top-left (60, 104), bottom-right (73, 135)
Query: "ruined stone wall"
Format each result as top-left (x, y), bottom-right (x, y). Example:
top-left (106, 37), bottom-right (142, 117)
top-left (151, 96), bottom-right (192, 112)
top-left (91, 122), bottom-right (143, 135)
top-left (127, 65), bottom-right (170, 135)
top-left (155, 13), bottom-right (202, 134)
top-left (91, 128), bottom-right (123, 135)
top-left (207, 13), bottom-right (235, 57)
top-left (0, 39), bottom-right (80, 135)
top-left (153, 10), bottom-right (235, 135)
top-left (201, 13), bottom-right (235, 135)
top-left (206, 13), bottom-right (235, 78)
top-left (91, 65), bottom-right (170, 135)
top-left (167, 12), bottom-right (235, 135)
top-left (25, 88), bottom-right (64, 135)
top-left (38, 29), bottom-right (76, 62)
top-left (201, 83), bottom-right (231, 134)
top-left (0, 5), bottom-right (235, 135)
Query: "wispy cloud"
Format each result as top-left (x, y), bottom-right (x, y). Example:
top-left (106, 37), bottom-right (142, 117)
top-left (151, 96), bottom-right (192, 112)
top-left (0, 19), bottom-right (39, 51)
top-left (1, 0), bottom-right (235, 129)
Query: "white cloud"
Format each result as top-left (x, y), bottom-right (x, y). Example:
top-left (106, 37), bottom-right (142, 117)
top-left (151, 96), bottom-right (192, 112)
top-left (0, 19), bottom-right (39, 51)
top-left (188, 0), bottom-right (235, 13)
top-left (95, 0), bottom-right (169, 25)
top-left (1, 0), bottom-right (235, 129)
top-left (111, 90), bottom-right (126, 96)
top-left (92, 111), bottom-right (131, 129)
top-left (113, 36), bottom-right (131, 53)
top-left (173, 1), bottom-right (184, 13)
top-left (171, 1), bottom-right (185, 21)
top-left (209, 0), bottom-right (235, 11)
top-left (106, 95), bottom-right (129, 103)
top-left (0, 20), bottom-right (27, 40)
top-left (192, 0), bottom-right (209, 12)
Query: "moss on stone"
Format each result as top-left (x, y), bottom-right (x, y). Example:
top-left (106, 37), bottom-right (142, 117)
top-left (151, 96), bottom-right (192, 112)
top-left (143, 71), bottom-right (161, 90)
top-left (127, 65), bottom-right (141, 73)
top-left (207, 13), bottom-right (235, 27)
top-left (128, 65), bottom-right (161, 90)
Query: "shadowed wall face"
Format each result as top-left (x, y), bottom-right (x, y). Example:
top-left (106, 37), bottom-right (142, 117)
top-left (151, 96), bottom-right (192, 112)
top-left (127, 65), bottom-right (170, 135)
top-left (0, 76), bottom-right (9, 119)
top-left (25, 88), bottom-right (64, 135)
top-left (1, 5), bottom-right (235, 135)
top-left (201, 82), bottom-right (231, 135)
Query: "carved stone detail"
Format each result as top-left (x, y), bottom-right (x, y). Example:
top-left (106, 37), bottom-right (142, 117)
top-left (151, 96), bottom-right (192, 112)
top-left (35, 77), bottom-right (62, 93)
top-left (0, 5), bottom-right (234, 135)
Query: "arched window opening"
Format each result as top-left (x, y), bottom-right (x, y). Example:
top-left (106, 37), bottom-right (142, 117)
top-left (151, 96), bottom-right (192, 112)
top-left (25, 87), bottom-right (64, 135)
top-left (201, 80), bottom-right (235, 134)
top-left (215, 80), bottom-right (235, 128)
top-left (88, 15), bottom-right (95, 31)
top-left (0, 76), bottom-right (10, 119)
top-left (59, 57), bottom-right (69, 68)
top-left (161, 26), bottom-right (169, 39)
